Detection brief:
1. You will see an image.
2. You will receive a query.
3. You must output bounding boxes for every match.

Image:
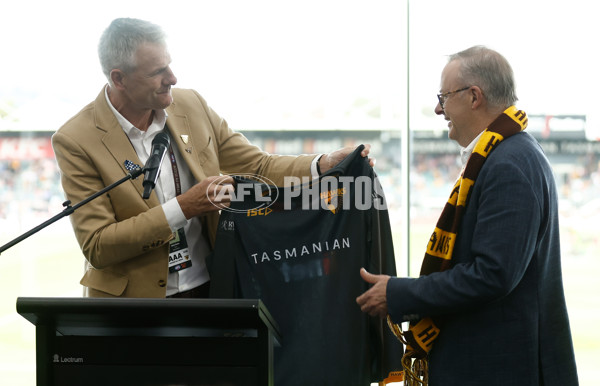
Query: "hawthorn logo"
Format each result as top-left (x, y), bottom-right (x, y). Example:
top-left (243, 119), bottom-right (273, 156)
top-left (320, 186), bottom-right (347, 213)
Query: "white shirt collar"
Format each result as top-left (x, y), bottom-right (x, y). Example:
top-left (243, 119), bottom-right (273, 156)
top-left (460, 131), bottom-right (484, 167)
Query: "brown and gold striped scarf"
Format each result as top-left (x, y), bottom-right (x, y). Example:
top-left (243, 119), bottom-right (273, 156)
top-left (388, 106), bottom-right (528, 385)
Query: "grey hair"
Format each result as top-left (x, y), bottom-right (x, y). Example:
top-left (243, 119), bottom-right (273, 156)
top-left (98, 18), bottom-right (167, 84)
top-left (449, 45), bottom-right (518, 108)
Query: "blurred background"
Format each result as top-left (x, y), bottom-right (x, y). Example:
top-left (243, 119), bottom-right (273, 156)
top-left (1, 0), bottom-right (598, 384)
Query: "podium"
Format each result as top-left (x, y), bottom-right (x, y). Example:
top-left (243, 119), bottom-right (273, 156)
top-left (16, 297), bottom-right (281, 386)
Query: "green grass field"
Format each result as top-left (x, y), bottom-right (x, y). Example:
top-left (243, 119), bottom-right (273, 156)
top-left (0, 223), bottom-right (82, 386)
top-left (1, 223), bottom-right (598, 385)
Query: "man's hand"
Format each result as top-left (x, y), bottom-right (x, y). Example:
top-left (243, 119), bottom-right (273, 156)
top-left (177, 175), bottom-right (235, 219)
top-left (319, 144), bottom-right (375, 174)
top-left (356, 268), bottom-right (390, 319)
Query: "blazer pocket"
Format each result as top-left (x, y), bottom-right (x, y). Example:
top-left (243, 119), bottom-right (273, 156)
top-left (197, 136), bottom-right (213, 165)
top-left (197, 137), bottom-right (220, 176)
top-left (80, 267), bottom-right (128, 297)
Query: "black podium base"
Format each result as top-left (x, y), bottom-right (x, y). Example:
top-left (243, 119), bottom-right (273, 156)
top-left (52, 335), bottom-right (258, 386)
top-left (17, 297), bottom-right (280, 386)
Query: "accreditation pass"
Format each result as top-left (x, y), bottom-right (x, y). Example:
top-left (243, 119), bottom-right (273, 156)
top-left (168, 228), bottom-right (192, 273)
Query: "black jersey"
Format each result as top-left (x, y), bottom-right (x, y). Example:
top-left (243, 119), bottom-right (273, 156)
top-left (209, 145), bottom-right (403, 386)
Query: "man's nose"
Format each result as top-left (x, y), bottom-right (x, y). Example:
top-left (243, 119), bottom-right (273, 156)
top-left (165, 67), bottom-right (177, 85)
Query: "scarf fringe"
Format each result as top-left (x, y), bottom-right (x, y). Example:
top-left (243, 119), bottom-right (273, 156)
top-left (402, 354), bottom-right (429, 386)
top-left (387, 315), bottom-right (431, 385)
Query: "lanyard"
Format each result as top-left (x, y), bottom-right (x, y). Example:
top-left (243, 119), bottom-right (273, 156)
top-left (163, 126), bottom-right (182, 196)
top-left (167, 144), bottom-right (182, 196)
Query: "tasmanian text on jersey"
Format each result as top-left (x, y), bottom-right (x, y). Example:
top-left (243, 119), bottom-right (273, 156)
top-left (250, 236), bottom-right (351, 264)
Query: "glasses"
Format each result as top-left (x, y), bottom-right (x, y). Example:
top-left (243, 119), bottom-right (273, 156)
top-left (437, 86), bottom-right (471, 109)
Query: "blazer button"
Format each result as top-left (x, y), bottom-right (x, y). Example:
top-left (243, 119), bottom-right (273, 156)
top-left (158, 279), bottom-right (166, 287)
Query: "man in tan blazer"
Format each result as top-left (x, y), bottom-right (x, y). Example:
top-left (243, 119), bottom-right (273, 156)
top-left (52, 18), bottom-right (371, 298)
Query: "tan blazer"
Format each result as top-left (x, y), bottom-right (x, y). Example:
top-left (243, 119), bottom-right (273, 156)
top-left (52, 87), bottom-right (314, 297)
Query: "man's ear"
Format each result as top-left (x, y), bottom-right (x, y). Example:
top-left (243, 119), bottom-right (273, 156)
top-left (110, 69), bottom-right (127, 90)
top-left (470, 86), bottom-right (484, 110)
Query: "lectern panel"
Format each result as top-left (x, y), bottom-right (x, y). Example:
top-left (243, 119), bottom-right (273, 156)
top-left (17, 297), bottom-right (279, 386)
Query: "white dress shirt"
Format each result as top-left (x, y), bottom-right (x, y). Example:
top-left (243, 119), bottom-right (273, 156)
top-left (460, 131), bottom-right (484, 168)
top-left (105, 88), bottom-right (211, 295)
top-left (105, 87), bottom-right (322, 295)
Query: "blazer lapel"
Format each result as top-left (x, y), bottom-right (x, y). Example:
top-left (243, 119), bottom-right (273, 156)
top-left (93, 88), bottom-right (160, 208)
top-left (165, 111), bottom-right (207, 183)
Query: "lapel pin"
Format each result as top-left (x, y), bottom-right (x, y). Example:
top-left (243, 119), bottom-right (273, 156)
top-left (180, 135), bottom-right (189, 144)
top-left (123, 160), bottom-right (141, 171)
top-left (185, 148), bottom-right (192, 153)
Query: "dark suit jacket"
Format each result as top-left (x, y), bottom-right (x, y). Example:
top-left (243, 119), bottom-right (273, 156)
top-left (52, 87), bottom-right (315, 297)
top-left (387, 132), bottom-right (578, 385)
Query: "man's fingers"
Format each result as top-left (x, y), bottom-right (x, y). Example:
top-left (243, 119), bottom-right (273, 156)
top-left (203, 175), bottom-right (235, 203)
top-left (359, 267), bottom-right (380, 284)
top-left (216, 175), bottom-right (235, 185)
top-left (209, 183), bottom-right (234, 206)
top-left (360, 144), bottom-right (376, 167)
top-left (361, 144), bottom-right (371, 157)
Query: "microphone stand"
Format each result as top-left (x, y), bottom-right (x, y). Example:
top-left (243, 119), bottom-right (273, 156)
top-left (0, 168), bottom-right (145, 255)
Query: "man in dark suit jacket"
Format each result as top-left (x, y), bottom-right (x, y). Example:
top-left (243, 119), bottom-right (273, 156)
top-left (52, 18), bottom-right (371, 298)
top-left (356, 46), bottom-right (578, 385)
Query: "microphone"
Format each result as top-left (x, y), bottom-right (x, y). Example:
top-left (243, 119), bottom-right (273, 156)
top-left (142, 132), bottom-right (170, 199)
